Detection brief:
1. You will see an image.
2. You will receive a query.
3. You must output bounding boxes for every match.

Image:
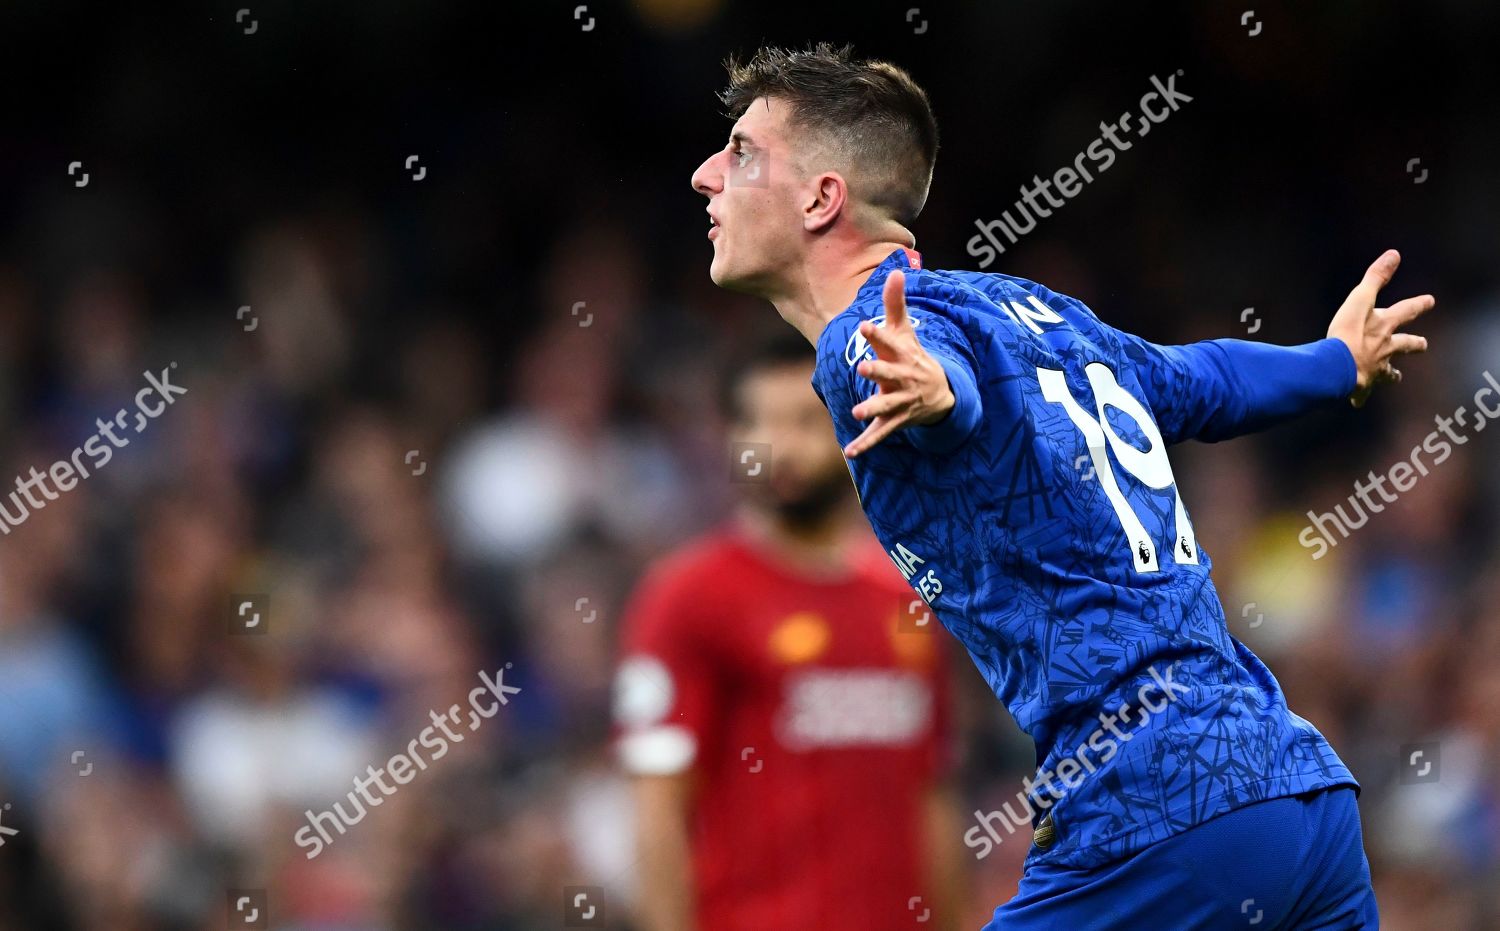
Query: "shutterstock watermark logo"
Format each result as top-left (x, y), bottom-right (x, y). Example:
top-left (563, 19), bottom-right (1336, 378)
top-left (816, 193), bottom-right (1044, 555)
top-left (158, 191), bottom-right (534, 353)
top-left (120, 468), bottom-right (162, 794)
top-left (966, 71), bottom-right (1191, 268)
top-left (963, 661), bottom-right (1190, 859)
top-left (0, 364), bottom-right (186, 534)
top-left (294, 664), bottom-right (521, 858)
top-left (1300, 371), bottom-right (1500, 558)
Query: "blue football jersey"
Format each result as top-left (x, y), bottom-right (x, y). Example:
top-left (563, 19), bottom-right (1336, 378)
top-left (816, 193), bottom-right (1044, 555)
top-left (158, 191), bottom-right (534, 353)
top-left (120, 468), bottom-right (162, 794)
top-left (811, 247), bottom-right (1359, 868)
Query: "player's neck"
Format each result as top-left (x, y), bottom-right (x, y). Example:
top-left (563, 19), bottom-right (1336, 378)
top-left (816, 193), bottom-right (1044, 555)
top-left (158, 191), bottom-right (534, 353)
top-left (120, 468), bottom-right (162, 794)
top-left (771, 237), bottom-right (914, 347)
top-left (733, 506), bottom-right (856, 580)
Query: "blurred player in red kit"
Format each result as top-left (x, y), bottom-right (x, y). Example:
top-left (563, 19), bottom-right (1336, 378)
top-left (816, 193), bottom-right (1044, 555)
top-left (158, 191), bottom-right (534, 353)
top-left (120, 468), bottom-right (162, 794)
top-left (613, 333), bottom-right (966, 930)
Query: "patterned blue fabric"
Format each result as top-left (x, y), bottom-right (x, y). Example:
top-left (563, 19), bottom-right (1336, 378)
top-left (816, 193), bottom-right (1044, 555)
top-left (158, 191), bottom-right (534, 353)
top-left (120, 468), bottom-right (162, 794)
top-left (811, 249), bottom-right (1359, 868)
top-left (986, 787), bottom-right (1377, 929)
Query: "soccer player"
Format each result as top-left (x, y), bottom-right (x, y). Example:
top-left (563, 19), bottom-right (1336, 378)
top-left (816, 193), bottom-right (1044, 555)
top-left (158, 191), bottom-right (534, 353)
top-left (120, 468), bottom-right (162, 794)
top-left (690, 43), bottom-right (1435, 929)
top-left (614, 334), bottom-right (966, 930)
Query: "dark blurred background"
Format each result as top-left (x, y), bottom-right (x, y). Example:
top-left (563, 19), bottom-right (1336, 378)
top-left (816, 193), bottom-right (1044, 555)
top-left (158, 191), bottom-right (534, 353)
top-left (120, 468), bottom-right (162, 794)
top-left (1, 0), bottom-right (1498, 928)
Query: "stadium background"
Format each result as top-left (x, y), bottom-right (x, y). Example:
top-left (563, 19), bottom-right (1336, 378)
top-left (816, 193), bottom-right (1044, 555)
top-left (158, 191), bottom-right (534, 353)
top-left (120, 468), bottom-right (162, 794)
top-left (1, 0), bottom-right (1498, 928)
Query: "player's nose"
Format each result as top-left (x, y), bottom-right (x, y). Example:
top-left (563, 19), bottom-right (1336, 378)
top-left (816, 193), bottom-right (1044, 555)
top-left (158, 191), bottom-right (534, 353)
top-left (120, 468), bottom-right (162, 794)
top-left (691, 151), bottom-right (723, 198)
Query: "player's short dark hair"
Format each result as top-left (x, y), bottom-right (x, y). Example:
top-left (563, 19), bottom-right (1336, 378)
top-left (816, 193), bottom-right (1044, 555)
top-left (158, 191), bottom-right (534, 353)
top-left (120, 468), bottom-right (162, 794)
top-left (718, 42), bottom-right (939, 227)
top-left (720, 331), bottom-right (817, 423)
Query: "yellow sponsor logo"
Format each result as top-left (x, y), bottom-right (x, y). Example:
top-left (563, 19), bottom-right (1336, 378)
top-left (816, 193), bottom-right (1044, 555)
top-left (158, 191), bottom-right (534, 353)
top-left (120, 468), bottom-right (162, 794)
top-left (769, 612), bottom-right (831, 665)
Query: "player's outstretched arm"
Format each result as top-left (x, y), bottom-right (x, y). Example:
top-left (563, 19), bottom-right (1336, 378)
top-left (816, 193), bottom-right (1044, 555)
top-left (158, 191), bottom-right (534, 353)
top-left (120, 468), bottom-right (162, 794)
top-left (846, 270), bottom-right (968, 458)
top-left (1099, 250), bottom-right (1436, 445)
top-left (1325, 249), bottom-right (1435, 408)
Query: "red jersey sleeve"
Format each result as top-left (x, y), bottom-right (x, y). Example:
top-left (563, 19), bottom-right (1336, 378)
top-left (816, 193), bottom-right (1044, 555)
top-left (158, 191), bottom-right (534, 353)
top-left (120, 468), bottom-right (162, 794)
top-left (612, 559), bottom-right (723, 776)
top-left (924, 637), bottom-right (959, 782)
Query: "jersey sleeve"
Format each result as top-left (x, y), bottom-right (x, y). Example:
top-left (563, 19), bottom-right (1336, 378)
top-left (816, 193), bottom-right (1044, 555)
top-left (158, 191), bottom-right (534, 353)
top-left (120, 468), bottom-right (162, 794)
top-left (1037, 286), bottom-right (1357, 445)
top-left (1116, 335), bottom-right (1356, 444)
top-left (612, 562), bottom-right (722, 776)
top-left (848, 300), bottom-right (985, 455)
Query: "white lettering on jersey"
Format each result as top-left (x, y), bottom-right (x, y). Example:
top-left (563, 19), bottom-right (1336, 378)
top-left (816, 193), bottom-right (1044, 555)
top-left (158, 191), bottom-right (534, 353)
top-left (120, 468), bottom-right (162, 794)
top-left (889, 542), bottom-right (944, 603)
top-left (777, 668), bottom-right (932, 749)
top-left (995, 295), bottom-right (1066, 336)
top-left (888, 542), bottom-right (925, 579)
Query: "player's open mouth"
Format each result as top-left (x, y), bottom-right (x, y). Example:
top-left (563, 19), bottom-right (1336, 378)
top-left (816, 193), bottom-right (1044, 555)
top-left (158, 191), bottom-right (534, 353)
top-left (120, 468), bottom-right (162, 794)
top-left (708, 211), bottom-right (720, 240)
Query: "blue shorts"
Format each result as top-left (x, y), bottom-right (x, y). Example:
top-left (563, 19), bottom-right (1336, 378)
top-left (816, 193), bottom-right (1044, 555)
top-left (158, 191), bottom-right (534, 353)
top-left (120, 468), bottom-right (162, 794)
top-left (986, 787), bottom-right (1377, 930)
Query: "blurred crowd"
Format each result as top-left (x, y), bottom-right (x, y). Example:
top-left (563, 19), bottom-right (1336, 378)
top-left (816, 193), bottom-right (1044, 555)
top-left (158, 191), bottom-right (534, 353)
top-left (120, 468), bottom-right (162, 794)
top-left (0, 210), bottom-right (1497, 930)
top-left (3, 2), bottom-right (1500, 929)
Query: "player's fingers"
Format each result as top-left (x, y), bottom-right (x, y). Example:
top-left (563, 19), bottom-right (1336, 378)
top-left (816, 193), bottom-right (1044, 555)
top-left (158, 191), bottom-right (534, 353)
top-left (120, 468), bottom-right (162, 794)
top-left (1349, 249), bottom-right (1401, 305)
top-left (844, 414), bottom-right (905, 459)
top-left (856, 357), bottom-right (906, 385)
top-left (860, 318), bottom-right (908, 359)
top-left (882, 270), bottom-right (909, 332)
top-left (1383, 294), bottom-right (1436, 329)
top-left (1388, 332), bottom-right (1428, 356)
top-left (852, 389), bottom-right (915, 422)
top-left (1348, 352), bottom-right (1405, 409)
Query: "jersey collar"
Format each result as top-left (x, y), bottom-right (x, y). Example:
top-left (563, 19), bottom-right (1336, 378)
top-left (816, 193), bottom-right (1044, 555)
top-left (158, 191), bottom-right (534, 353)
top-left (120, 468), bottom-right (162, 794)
top-left (813, 246), bottom-right (924, 358)
top-left (855, 246), bottom-right (922, 301)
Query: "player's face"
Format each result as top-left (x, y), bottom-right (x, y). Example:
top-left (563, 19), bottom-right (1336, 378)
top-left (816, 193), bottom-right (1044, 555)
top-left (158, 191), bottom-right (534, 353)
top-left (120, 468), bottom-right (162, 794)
top-left (731, 362), bottom-right (850, 522)
top-left (691, 97), bottom-right (805, 294)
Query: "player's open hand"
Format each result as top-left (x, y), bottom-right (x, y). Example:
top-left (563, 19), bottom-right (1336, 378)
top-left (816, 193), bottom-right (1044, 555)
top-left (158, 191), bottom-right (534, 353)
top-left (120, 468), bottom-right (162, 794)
top-left (845, 270), bottom-right (956, 458)
top-left (1326, 249), bottom-right (1435, 408)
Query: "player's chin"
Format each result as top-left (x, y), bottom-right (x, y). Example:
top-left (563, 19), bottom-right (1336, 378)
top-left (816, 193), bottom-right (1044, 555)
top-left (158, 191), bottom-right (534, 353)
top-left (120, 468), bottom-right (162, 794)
top-left (708, 254), bottom-right (767, 297)
top-left (707, 252), bottom-right (736, 288)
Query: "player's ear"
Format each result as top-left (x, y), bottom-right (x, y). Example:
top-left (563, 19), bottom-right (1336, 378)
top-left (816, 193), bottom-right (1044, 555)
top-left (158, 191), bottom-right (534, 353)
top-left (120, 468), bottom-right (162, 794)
top-left (802, 171), bottom-right (847, 234)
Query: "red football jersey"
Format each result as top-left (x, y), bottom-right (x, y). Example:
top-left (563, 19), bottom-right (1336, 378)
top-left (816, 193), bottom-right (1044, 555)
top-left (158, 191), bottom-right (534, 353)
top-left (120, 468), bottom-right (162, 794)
top-left (614, 518), bottom-right (952, 930)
